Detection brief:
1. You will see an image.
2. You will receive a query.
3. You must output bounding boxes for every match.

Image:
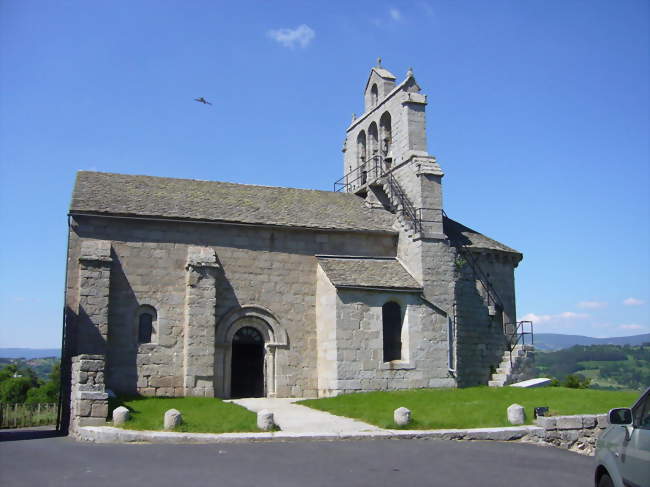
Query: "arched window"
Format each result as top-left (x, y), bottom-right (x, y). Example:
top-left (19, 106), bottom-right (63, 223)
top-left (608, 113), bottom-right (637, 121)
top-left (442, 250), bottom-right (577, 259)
top-left (371, 84), bottom-right (379, 105)
top-left (136, 305), bottom-right (157, 344)
top-left (356, 130), bottom-right (367, 163)
top-left (380, 111), bottom-right (393, 171)
top-left (382, 302), bottom-right (402, 362)
top-left (368, 122), bottom-right (379, 160)
top-left (380, 111), bottom-right (392, 156)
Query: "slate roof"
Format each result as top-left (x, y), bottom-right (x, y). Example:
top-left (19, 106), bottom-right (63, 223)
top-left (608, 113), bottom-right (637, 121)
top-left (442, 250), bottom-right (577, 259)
top-left (317, 256), bottom-right (422, 290)
top-left (443, 217), bottom-right (521, 256)
top-left (70, 172), bottom-right (397, 234)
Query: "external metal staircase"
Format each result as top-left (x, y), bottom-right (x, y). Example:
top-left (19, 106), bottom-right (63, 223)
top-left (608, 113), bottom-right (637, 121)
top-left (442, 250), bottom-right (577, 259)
top-left (381, 170), bottom-right (421, 237)
top-left (334, 155), bottom-right (423, 239)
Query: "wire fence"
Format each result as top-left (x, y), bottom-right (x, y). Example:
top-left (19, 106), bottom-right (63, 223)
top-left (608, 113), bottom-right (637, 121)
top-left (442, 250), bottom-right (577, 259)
top-left (0, 403), bottom-right (57, 429)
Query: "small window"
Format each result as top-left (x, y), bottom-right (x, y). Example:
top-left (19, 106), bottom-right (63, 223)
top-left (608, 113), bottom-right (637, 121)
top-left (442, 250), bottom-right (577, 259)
top-left (371, 84), bottom-right (379, 105)
top-left (136, 305), bottom-right (157, 344)
top-left (138, 313), bottom-right (153, 343)
top-left (382, 302), bottom-right (402, 361)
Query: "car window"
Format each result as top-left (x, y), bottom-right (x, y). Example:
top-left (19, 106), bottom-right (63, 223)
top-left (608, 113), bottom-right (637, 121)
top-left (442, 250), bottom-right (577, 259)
top-left (631, 391), bottom-right (650, 429)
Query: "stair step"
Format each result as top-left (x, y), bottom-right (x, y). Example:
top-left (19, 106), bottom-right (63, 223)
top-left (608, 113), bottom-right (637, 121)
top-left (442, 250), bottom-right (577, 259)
top-left (488, 380), bottom-right (504, 387)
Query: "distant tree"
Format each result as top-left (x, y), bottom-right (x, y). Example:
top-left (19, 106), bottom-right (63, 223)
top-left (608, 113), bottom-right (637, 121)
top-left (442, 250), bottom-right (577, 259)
top-left (0, 376), bottom-right (36, 403)
top-left (0, 362), bottom-right (50, 403)
top-left (25, 362), bottom-right (60, 404)
top-left (563, 374), bottom-right (591, 389)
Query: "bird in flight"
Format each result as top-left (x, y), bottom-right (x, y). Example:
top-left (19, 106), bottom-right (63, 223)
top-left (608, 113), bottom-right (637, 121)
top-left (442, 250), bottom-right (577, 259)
top-left (194, 97), bottom-right (212, 105)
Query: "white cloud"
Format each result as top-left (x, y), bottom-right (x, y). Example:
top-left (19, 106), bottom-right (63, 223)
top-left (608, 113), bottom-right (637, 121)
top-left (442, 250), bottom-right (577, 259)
top-left (623, 297), bottom-right (645, 306)
top-left (577, 300), bottom-right (607, 309)
top-left (558, 311), bottom-right (590, 319)
top-left (389, 8), bottom-right (402, 21)
top-left (267, 24), bottom-right (315, 49)
top-left (619, 324), bottom-right (646, 330)
top-left (521, 311), bottom-right (589, 324)
top-left (521, 313), bottom-right (553, 323)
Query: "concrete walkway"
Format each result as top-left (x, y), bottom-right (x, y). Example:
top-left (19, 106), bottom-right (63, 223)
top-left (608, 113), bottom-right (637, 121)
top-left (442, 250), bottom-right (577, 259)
top-left (228, 397), bottom-right (382, 434)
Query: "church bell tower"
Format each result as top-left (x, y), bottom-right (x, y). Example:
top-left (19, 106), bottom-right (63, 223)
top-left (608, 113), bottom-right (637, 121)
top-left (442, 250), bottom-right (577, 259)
top-left (338, 59), bottom-right (446, 241)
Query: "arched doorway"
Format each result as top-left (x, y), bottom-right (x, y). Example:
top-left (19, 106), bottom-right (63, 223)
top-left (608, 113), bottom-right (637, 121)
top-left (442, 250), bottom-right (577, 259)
top-left (230, 326), bottom-right (265, 398)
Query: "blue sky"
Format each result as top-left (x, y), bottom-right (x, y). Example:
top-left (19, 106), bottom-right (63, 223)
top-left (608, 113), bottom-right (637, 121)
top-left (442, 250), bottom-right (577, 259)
top-left (0, 0), bottom-right (648, 348)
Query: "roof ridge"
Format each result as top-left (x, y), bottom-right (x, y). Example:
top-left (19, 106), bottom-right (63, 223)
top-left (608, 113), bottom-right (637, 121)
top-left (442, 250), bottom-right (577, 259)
top-left (76, 170), bottom-right (361, 197)
top-left (316, 255), bottom-right (396, 261)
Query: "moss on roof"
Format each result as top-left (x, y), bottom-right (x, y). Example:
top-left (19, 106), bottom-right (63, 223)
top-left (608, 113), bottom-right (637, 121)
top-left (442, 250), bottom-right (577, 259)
top-left (70, 171), bottom-right (397, 233)
top-left (443, 217), bottom-right (521, 256)
top-left (317, 257), bottom-right (421, 290)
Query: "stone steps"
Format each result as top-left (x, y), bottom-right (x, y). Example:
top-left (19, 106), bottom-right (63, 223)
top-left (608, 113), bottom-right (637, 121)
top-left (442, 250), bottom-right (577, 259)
top-left (381, 182), bottom-right (418, 240)
top-left (488, 345), bottom-right (532, 388)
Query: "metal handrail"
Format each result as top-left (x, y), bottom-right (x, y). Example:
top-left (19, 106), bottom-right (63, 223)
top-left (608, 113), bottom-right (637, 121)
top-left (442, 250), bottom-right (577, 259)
top-left (504, 320), bottom-right (534, 366)
top-left (333, 156), bottom-right (425, 236)
top-left (384, 170), bottom-right (421, 234)
top-left (442, 209), bottom-right (504, 310)
top-left (334, 154), bottom-right (385, 192)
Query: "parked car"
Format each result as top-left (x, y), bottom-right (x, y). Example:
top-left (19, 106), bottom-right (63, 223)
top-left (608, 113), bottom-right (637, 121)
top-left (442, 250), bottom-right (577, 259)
top-left (595, 387), bottom-right (650, 487)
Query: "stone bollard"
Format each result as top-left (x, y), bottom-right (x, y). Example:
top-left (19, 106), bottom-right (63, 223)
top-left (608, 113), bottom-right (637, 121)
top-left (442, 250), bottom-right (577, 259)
top-left (257, 409), bottom-right (275, 431)
top-left (164, 409), bottom-right (182, 430)
top-left (112, 406), bottom-right (130, 426)
top-left (394, 407), bottom-right (411, 426)
top-left (507, 403), bottom-right (526, 425)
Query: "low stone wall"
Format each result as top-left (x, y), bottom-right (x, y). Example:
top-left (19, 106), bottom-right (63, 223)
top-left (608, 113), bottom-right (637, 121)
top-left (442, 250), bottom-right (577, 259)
top-left (526, 414), bottom-right (610, 455)
top-left (70, 354), bottom-right (109, 434)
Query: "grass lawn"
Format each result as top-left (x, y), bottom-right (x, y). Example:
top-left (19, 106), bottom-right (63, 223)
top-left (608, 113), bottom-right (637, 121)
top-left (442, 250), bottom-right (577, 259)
top-left (298, 387), bottom-right (641, 430)
top-left (109, 396), bottom-right (260, 433)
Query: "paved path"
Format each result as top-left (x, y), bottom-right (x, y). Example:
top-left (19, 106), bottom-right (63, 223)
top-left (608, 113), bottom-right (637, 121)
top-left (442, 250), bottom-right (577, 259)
top-left (229, 397), bottom-right (382, 433)
top-left (0, 431), bottom-right (595, 487)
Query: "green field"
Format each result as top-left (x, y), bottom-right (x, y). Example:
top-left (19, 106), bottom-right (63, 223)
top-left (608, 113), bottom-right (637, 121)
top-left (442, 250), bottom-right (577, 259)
top-left (109, 397), bottom-right (260, 433)
top-left (534, 344), bottom-right (650, 391)
top-left (299, 387), bottom-right (640, 430)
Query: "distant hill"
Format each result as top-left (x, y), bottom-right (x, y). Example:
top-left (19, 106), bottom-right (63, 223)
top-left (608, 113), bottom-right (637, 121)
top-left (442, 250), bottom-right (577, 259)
top-left (534, 333), bottom-right (650, 351)
top-left (0, 348), bottom-right (61, 359)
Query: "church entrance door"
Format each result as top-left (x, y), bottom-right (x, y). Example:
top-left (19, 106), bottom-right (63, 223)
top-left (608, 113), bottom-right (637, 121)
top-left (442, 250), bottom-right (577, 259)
top-left (230, 326), bottom-right (265, 398)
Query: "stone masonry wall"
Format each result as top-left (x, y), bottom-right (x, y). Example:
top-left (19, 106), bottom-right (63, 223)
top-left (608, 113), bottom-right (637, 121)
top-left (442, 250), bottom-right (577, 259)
top-left (529, 414), bottom-right (611, 456)
top-left (315, 265), bottom-right (338, 396)
top-left (344, 76), bottom-right (425, 189)
top-left (67, 215), bottom-right (396, 399)
top-left (454, 251), bottom-right (518, 387)
top-left (184, 246), bottom-right (221, 397)
top-left (69, 354), bottom-right (108, 434)
top-left (328, 288), bottom-right (454, 396)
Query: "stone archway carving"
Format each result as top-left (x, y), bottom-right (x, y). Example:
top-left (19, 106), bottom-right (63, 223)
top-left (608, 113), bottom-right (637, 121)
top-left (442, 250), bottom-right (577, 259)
top-left (215, 305), bottom-right (288, 398)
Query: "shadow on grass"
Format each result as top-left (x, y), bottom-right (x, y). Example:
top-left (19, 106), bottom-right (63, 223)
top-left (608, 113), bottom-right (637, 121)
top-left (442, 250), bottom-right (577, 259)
top-left (108, 395), bottom-right (146, 422)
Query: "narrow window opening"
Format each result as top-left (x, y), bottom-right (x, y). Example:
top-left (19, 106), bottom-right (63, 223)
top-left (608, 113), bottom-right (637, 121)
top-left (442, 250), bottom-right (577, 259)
top-left (138, 313), bottom-right (153, 343)
top-left (357, 130), bottom-right (367, 185)
top-left (371, 84), bottom-right (379, 105)
top-left (380, 111), bottom-right (392, 170)
top-left (382, 302), bottom-right (402, 362)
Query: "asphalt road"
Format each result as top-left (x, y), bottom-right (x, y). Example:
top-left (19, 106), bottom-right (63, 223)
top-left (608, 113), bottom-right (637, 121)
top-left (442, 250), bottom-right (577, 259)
top-left (1, 428), bottom-right (595, 487)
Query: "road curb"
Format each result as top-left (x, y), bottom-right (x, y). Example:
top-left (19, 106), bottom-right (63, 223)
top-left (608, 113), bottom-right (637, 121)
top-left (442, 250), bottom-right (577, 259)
top-left (76, 425), bottom-right (543, 444)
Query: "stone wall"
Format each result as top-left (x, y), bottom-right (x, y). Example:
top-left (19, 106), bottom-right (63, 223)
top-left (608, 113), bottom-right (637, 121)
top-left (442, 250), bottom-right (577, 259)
top-left (529, 414), bottom-right (610, 455)
top-left (315, 265), bottom-right (338, 396)
top-left (323, 288), bottom-right (454, 396)
top-left (66, 215), bottom-right (396, 399)
top-left (344, 75), bottom-right (425, 189)
top-left (69, 354), bottom-right (108, 434)
top-left (454, 251), bottom-right (519, 387)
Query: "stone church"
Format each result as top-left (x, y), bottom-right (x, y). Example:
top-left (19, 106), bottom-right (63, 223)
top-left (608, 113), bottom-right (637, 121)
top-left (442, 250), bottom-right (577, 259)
top-left (63, 62), bottom-right (524, 429)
